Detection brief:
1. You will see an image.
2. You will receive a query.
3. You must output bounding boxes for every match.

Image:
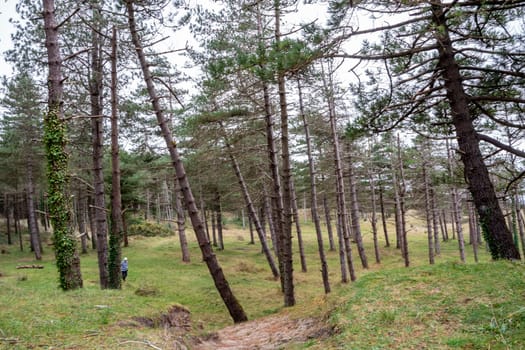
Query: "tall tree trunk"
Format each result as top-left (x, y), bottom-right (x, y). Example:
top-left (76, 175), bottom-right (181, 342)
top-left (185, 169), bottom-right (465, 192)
top-left (468, 200), bottom-right (479, 262)
top-left (399, 143), bottom-right (409, 267)
top-left (264, 190), bottom-right (278, 256)
top-left (323, 61), bottom-right (355, 282)
top-left (430, 187), bottom-right (441, 255)
top-left (14, 195), bottom-right (23, 252)
top-left (216, 191), bottom-right (224, 251)
top-left (77, 187), bottom-right (88, 254)
top-left (174, 182), bottom-right (190, 262)
top-left (199, 190), bottom-right (210, 242)
top-left (336, 213), bottom-right (349, 283)
top-left (125, 0), bottom-right (247, 323)
top-left (290, 180), bottom-right (307, 273)
top-left (273, 0), bottom-right (295, 306)
top-left (346, 142), bottom-right (368, 268)
top-left (322, 193), bottom-right (335, 251)
top-left (298, 79), bottom-right (330, 293)
top-left (5, 194), bottom-right (12, 245)
top-left (211, 210), bottom-right (217, 247)
top-left (378, 178), bottom-right (390, 248)
top-left (109, 26), bottom-right (123, 289)
top-left (90, 15), bottom-right (109, 289)
top-left (26, 162), bottom-right (42, 260)
top-left (42, 0), bottom-right (83, 290)
top-left (423, 163), bottom-right (435, 265)
top-left (367, 162), bottom-right (380, 264)
top-left (221, 127), bottom-right (279, 278)
top-left (455, 193), bottom-right (466, 262)
top-left (89, 197), bottom-right (97, 250)
top-left (517, 210), bottom-right (525, 259)
top-left (440, 210), bottom-right (449, 241)
top-left (432, 3), bottom-right (520, 260)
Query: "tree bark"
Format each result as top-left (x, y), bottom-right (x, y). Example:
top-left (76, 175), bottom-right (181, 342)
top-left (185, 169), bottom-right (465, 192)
top-left (109, 26), bottom-right (123, 289)
top-left (77, 186), bottom-right (88, 254)
top-left (90, 13), bottom-right (109, 289)
top-left (274, 0), bottom-right (295, 306)
top-left (323, 193), bottom-right (335, 251)
top-left (125, 0), bottom-right (247, 323)
top-left (291, 180), bottom-right (307, 273)
top-left (346, 142), bottom-right (368, 268)
top-left (221, 128), bottom-right (279, 278)
top-left (432, 2), bottom-right (520, 260)
top-left (323, 61), bottom-right (355, 282)
top-left (367, 161), bottom-right (380, 264)
top-left (378, 177), bottom-right (390, 247)
top-left (174, 181), bottom-right (190, 262)
top-left (299, 79), bottom-right (330, 293)
top-left (42, 0), bottom-right (83, 290)
top-left (26, 162), bottom-right (42, 260)
top-left (423, 162), bottom-right (435, 265)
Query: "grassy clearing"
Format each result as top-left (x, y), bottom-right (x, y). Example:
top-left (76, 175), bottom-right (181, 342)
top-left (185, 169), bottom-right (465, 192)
top-left (0, 217), bottom-right (524, 349)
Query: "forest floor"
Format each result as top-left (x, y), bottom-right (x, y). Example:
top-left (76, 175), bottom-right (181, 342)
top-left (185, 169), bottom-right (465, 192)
top-left (190, 313), bottom-right (331, 349)
top-left (123, 304), bottom-right (333, 349)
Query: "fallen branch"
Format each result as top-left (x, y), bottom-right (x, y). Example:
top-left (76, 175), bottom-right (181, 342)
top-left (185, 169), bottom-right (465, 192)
top-left (16, 265), bottom-right (44, 269)
top-left (0, 337), bottom-right (19, 344)
top-left (119, 340), bottom-right (162, 350)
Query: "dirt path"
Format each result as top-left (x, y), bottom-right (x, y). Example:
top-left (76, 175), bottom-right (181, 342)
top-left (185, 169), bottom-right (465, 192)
top-left (191, 314), bottom-right (330, 350)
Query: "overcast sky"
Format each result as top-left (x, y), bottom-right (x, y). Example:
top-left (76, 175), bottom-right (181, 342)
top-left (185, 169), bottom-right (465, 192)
top-left (0, 1), bottom-right (17, 78)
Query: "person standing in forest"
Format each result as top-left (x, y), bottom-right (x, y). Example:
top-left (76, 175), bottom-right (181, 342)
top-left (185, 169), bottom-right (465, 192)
top-left (121, 257), bottom-right (128, 281)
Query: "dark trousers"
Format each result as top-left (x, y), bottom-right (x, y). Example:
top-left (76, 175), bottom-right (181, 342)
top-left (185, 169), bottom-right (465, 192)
top-left (122, 270), bottom-right (128, 281)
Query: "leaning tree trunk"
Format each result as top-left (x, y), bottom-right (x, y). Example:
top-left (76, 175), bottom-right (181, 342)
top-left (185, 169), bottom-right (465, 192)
top-left (298, 79), bottom-right (330, 293)
top-left (221, 126), bottom-right (279, 279)
top-left (90, 17), bottom-right (109, 289)
top-left (324, 61), bottom-right (356, 282)
top-left (432, 2), bottom-right (520, 260)
top-left (109, 26), bottom-right (123, 289)
top-left (42, 0), bottom-right (82, 290)
top-left (125, 0), bottom-right (247, 323)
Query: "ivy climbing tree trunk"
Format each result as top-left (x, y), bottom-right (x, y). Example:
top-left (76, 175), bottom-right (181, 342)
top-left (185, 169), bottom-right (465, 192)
top-left (125, 0), bottom-right (247, 323)
top-left (42, 0), bottom-right (83, 290)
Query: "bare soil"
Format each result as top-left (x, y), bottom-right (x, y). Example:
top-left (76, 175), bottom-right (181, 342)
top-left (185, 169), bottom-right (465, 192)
top-left (122, 305), bottom-right (332, 349)
top-left (191, 313), bottom-right (331, 350)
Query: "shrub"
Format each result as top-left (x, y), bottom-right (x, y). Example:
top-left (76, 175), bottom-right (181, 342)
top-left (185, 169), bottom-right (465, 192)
top-left (127, 221), bottom-right (173, 237)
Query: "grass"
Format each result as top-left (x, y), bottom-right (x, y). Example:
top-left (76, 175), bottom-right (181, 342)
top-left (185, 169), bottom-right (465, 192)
top-left (0, 215), bottom-right (524, 349)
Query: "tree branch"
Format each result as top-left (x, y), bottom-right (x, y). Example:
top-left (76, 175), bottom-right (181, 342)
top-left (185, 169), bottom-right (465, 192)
top-left (478, 133), bottom-right (525, 158)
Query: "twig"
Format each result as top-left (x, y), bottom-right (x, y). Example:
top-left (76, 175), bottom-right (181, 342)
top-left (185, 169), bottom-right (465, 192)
top-left (119, 340), bottom-right (162, 350)
top-left (0, 337), bottom-right (18, 344)
top-left (16, 265), bottom-right (44, 269)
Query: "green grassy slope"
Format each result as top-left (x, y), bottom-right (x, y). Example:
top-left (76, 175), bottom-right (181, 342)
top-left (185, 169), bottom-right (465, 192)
top-left (0, 219), bottom-right (524, 349)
